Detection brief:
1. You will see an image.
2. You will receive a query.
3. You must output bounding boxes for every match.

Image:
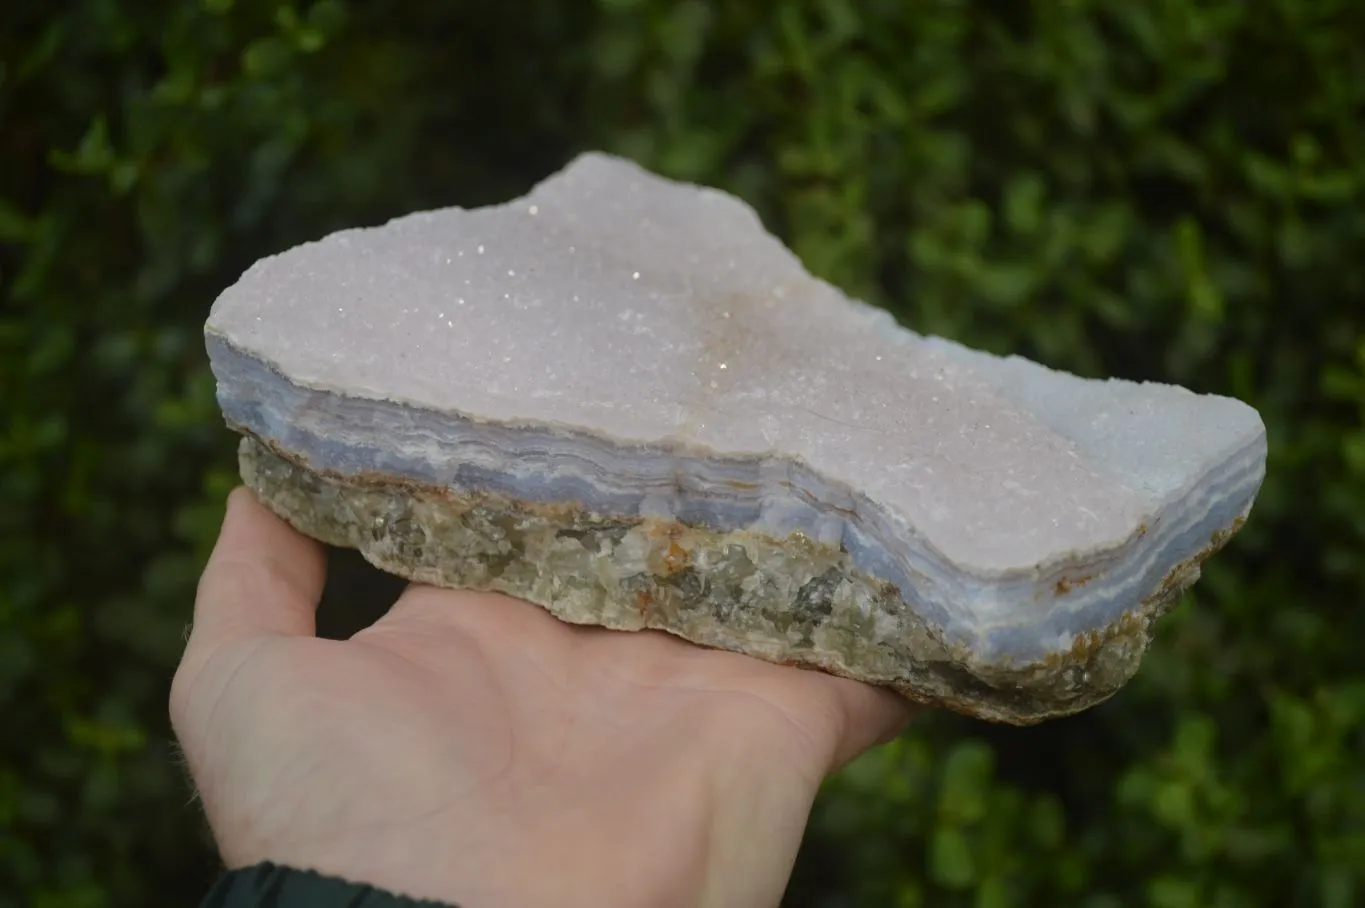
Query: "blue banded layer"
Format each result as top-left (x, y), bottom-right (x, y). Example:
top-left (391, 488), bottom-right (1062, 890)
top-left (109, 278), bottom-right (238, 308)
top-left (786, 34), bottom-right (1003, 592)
top-left (210, 334), bottom-right (1265, 667)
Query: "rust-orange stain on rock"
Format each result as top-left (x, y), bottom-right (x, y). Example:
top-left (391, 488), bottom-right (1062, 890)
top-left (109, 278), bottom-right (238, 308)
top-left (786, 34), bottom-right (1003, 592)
top-left (1054, 573), bottom-right (1096, 596)
top-left (634, 588), bottom-right (654, 617)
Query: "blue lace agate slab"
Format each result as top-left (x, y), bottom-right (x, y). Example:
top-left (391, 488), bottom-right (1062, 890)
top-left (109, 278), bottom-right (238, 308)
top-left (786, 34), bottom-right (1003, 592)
top-left (205, 153), bottom-right (1266, 723)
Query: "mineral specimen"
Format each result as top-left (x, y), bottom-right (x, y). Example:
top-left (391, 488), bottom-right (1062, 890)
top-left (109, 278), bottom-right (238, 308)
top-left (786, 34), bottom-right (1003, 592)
top-left (204, 152), bottom-right (1267, 724)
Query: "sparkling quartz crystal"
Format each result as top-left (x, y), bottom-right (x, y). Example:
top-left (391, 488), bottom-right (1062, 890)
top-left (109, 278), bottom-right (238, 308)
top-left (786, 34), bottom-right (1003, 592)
top-left (204, 152), bottom-right (1267, 723)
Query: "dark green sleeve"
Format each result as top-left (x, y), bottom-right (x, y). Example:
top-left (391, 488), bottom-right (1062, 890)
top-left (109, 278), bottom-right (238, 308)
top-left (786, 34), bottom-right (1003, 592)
top-left (199, 862), bottom-right (461, 908)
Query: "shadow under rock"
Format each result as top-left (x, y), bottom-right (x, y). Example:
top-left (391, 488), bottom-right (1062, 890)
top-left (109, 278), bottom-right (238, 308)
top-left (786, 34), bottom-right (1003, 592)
top-left (316, 546), bottom-right (408, 639)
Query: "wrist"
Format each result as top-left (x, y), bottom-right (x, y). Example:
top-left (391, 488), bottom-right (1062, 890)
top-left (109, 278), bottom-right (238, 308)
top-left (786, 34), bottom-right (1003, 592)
top-left (217, 740), bottom-right (824, 908)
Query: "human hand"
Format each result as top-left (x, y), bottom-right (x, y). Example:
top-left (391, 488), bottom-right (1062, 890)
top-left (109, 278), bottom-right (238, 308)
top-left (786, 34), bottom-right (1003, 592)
top-left (171, 488), bottom-right (913, 908)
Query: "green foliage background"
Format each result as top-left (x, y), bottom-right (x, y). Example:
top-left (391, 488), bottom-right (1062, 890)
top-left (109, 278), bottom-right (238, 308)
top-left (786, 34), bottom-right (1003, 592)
top-left (3, 1), bottom-right (1363, 905)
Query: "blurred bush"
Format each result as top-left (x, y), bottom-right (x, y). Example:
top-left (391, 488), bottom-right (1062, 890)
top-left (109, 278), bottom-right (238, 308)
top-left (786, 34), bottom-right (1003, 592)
top-left (2, 1), bottom-right (1361, 906)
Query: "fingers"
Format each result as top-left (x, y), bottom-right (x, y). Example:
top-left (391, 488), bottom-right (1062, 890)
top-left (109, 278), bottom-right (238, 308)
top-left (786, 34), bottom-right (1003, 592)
top-left (823, 678), bottom-right (918, 770)
top-left (189, 487), bottom-right (328, 647)
top-left (387, 582), bottom-right (578, 648)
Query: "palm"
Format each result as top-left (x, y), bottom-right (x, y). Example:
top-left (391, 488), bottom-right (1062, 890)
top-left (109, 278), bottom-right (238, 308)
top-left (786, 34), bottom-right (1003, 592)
top-left (172, 490), bottom-right (910, 908)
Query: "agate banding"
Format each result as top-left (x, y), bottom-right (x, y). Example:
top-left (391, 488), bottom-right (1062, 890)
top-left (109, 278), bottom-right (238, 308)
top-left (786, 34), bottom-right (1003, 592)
top-left (205, 153), bottom-right (1266, 723)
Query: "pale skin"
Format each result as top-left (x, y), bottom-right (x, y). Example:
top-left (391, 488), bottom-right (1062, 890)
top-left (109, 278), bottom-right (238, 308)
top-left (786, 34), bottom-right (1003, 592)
top-left (170, 488), bottom-right (914, 908)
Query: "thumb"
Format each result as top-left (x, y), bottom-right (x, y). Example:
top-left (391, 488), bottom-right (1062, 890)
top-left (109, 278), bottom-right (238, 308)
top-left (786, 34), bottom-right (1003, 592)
top-left (187, 486), bottom-right (327, 649)
top-left (170, 486), bottom-right (327, 787)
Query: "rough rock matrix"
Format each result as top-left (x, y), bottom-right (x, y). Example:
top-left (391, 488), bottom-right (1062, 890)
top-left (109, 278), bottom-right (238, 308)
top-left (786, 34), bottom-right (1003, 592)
top-left (205, 152), bottom-right (1267, 724)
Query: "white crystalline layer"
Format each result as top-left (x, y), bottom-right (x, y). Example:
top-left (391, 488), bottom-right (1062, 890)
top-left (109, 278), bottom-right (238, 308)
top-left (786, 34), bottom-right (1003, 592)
top-left (205, 152), bottom-right (1267, 665)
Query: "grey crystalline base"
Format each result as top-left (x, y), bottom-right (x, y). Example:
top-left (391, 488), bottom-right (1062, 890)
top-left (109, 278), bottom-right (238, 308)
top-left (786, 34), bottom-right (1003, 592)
top-left (207, 152), bottom-right (1267, 724)
top-left (238, 435), bottom-right (1243, 724)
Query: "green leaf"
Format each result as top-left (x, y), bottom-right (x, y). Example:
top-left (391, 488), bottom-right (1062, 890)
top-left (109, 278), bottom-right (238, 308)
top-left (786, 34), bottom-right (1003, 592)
top-left (930, 826), bottom-right (976, 890)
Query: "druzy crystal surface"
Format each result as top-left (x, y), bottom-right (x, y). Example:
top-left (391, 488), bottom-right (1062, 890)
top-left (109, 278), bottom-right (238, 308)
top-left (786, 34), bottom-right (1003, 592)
top-left (205, 152), bottom-right (1267, 723)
